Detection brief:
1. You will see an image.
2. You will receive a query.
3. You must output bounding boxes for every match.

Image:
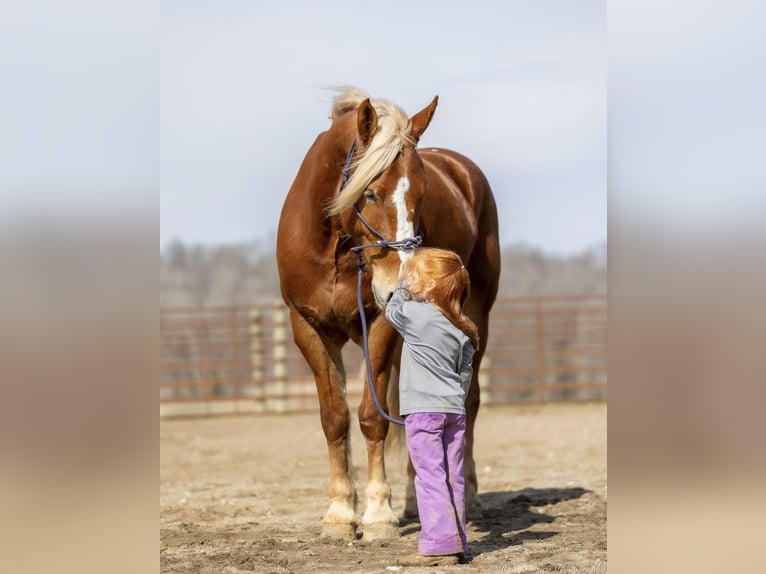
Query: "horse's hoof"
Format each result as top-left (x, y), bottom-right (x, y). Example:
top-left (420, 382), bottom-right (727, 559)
top-left (321, 523), bottom-right (357, 541)
top-left (466, 501), bottom-right (484, 521)
top-left (361, 522), bottom-right (400, 542)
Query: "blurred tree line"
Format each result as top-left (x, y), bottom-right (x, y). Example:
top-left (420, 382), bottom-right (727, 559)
top-left (160, 238), bottom-right (606, 307)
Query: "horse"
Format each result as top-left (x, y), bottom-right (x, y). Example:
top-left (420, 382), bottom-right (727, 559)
top-left (276, 87), bottom-right (500, 542)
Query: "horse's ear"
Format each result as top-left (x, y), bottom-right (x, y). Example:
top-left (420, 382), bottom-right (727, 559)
top-left (410, 96), bottom-right (439, 143)
top-left (357, 98), bottom-right (378, 147)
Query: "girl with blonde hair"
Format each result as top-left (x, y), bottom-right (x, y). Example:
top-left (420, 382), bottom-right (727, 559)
top-left (385, 248), bottom-right (478, 566)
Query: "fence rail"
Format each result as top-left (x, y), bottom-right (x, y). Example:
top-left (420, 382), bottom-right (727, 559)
top-left (160, 294), bottom-right (606, 417)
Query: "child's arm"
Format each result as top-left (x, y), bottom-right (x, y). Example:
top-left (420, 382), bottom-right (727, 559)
top-left (384, 283), bottom-right (411, 333)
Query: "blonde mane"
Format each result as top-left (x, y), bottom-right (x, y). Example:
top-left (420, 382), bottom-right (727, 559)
top-left (328, 88), bottom-right (415, 215)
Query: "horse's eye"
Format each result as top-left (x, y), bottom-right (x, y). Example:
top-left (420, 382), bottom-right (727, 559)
top-left (364, 189), bottom-right (378, 203)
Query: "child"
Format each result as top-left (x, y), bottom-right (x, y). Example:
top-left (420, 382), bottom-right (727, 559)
top-left (385, 248), bottom-right (478, 566)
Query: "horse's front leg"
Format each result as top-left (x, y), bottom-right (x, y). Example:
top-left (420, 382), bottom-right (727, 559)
top-left (289, 308), bottom-right (357, 540)
top-left (357, 318), bottom-right (400, 542)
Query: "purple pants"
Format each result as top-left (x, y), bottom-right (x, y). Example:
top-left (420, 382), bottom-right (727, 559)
top-left (405, 412), bottom-right (468, 556)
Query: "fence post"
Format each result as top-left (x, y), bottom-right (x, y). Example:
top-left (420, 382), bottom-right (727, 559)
top-left (479, 355), bottom-right (491, 406)
top-left (249, 307), bottom-right (264, 410)
top-left (201, 314), bottom-right (213, 415)
top-left (271, 300), bottom-right (288, 413)
top-left (228, 308), bottom-right (240, 413)
top-left (535, 299), bottom-right (546, 401)
top-left (571, 307), bottom-right (581, 400)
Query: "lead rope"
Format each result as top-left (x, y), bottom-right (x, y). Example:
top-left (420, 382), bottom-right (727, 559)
top-left (350, 235), bottom-right (421, 427)
top-left (339, 138), bottom-right (421, 426)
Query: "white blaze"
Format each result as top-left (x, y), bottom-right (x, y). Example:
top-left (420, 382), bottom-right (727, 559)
top-left (392, 176), bottom-right (414, 264)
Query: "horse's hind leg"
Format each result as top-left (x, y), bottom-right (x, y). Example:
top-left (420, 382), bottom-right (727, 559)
top-left (403, 458), bottom-right (418, 519)
top-left (464, 368), bottom-right (483, 519)
top-left (289, 309), bottom-right (357, 540)
top-left (463, 302), bottom-right (492, 520)
top-left (400, 311), bottom-right (487, 521)
top-left (401, 374), bottom-right (482, 520)
top-left (357, 323), bottom-right (400, 542)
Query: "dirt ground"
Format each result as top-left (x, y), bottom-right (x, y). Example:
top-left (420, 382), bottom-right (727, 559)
top-left (160, 403), bottom-right (606, 573)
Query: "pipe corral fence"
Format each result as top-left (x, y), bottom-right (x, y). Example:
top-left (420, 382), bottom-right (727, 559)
top-left (160, 294), bottom-right (606, 417)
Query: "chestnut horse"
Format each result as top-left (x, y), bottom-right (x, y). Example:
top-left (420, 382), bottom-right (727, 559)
top-left (276, 88), bottom-right (500, 541)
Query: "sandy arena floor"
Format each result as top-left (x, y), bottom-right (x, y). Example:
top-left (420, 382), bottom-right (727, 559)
top-left (161, 402), bottom-right (606, 573)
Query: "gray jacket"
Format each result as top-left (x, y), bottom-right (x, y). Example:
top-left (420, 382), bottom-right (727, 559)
top-left (385, 287), bottom-right (474, 416)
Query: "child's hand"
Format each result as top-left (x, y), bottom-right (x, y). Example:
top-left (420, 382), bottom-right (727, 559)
top-left (396, 278), bottom-right (428, 302)
top-left (388, 279), bottom-right (416, 304)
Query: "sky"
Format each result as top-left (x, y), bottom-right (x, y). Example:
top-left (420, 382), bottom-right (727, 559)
top-left (609, 0), bottom-right (766, 232)
top-left (162, 1), bottom-right (607, 255)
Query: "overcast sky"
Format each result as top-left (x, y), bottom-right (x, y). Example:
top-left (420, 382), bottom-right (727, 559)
top-left (161, 0), bottom-right (606, 255)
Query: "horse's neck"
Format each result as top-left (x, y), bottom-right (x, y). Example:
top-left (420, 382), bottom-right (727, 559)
top-left (306, 144), bottom-right (347, 239)
top-left (298, 127), bottom-right (356, 258)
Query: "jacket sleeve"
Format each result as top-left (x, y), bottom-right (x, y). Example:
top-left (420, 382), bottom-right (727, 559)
top-left (459, 342), bottom-right (475, 394)
top-left (384, 286), bottom-right (411, 334)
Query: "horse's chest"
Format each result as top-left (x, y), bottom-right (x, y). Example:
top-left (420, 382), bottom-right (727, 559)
top-left (293, 272), bottom-right (371, 342)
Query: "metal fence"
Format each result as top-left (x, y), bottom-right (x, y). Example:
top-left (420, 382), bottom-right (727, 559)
top-left (160, 294), bottom-right (606, 417)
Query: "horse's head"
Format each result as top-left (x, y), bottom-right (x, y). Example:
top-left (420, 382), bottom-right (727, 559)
top-left (330, 93), bottom-right (439, 310)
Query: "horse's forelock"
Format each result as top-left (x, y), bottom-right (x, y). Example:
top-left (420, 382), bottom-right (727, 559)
top-left (328, 90), bottom-right (414, 216)
top-left (331, 87), bottom-right (370, 120)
